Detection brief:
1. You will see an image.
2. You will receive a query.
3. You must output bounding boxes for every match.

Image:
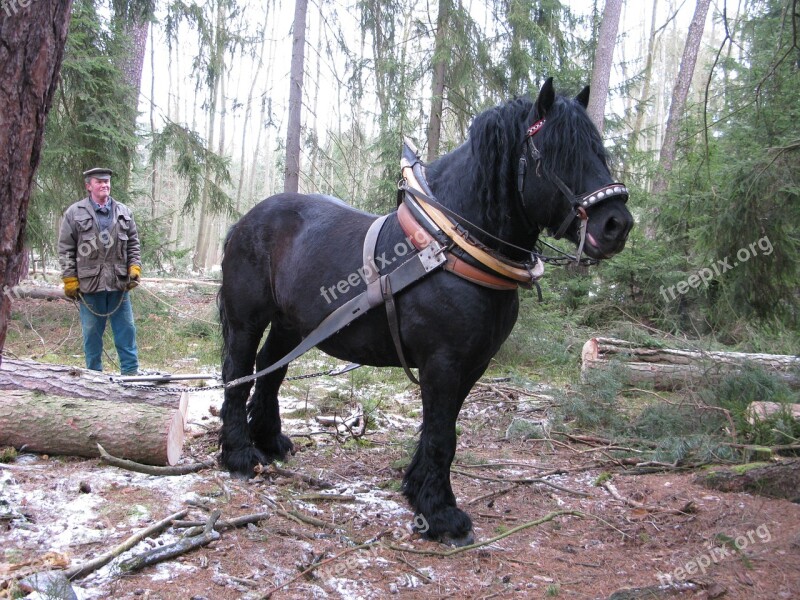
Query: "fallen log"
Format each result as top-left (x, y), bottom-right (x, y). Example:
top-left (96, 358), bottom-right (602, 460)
top-left (0, 358), bottom-right (188, 412)
top-left (695, 460), bottom-right (800, 502)
top-left (747, 401), bottom-right (800, 423)
top-left (0, 390), bottom-right (185, 465)
top-left (581, 337), bottom-right (800, 390)
top-left (3, 285), bottom-right (68, 301)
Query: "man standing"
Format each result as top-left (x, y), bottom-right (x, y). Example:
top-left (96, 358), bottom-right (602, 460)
top-left (58, 168), bottom-right (142, 375)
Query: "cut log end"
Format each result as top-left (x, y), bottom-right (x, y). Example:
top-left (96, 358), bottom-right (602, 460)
top-left (166, 408), bottom-right (185, 466)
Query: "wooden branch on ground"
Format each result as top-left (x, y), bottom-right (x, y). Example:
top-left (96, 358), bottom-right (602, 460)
top-left (262, 463), bottom-right (334, 489)
top-left (119, 510), bottom-right (221, 573)
top-left (385, 510), bottom-right (585, 557)
top-left (451, 467), bottom-right (591, 498)
top-left (140, 277), bottom-right (221, 287)
top-left (581, 337), bottom-right (800, 390)
top-left (602, 481), bottom-right (695, 515)
top-left (0, 391), bottom-right (184, 465)
top-left (63, 509), bottom-right (189, 580)
top-left (315, 404), bottom-right (367, 439)
top-left (172, 511), bottom-right (271, 532)
top-left (261, 536), bottom-right (386, 598)
top-left (298, 493), bottom-right (356, 502)
top-left (97, 444), bottom-right (211, 475)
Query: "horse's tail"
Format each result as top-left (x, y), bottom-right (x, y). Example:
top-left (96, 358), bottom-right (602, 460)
top-left (217, 225), bottom-right (236, 376)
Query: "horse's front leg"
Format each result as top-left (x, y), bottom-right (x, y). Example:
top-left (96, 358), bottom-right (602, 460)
top-left (403, 363), bottom-right (485, 546)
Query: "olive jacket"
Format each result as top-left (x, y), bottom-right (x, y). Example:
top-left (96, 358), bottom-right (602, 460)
top-left (58, 197), bottom-right (141, 293)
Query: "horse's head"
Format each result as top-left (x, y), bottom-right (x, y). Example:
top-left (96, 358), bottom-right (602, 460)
top-left (518, 78), bottom-right (633, 260)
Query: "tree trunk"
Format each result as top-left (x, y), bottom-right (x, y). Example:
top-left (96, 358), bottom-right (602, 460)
top-left (0, 0), bottom-right (73, 366)
top-left (0, 358), bottom-right (189, 412)
top-left (0, 390), bottom-right (184, 465)
top-left (426, 0), bottom-right (450, 161)
top-left (587, 0), bottom-right (623, 133)
top-left (696, 460), bottom-right (800, 501)
top-left (236, 22), bottom-right (267, 212)
top-left (628, 0), bottom-right (659, 155)
top-left (581, 337), bottom-right (800, 390)
top-left (651, 0), bottom-right (712, 195)
top-left (193, 0), bottom-right (226, 271)
top-left (284, 0), bottom-right (309, 193)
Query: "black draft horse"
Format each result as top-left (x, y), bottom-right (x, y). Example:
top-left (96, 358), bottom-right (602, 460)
top-left (218, 79), bottom-right (634, 546)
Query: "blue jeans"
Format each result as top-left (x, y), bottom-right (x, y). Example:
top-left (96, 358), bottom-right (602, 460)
top-left (79, 291), bottom-right (139, 375)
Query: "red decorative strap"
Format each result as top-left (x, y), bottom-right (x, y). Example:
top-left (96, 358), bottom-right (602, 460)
top-left (526, 118), bottom-right (546, 138)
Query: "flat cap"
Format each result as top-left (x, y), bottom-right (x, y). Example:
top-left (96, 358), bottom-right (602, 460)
top-left (82, 167), bottom-right (113, 180)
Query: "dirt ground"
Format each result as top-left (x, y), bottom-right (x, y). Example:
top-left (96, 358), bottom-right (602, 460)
top-left (2, 293), bottom-right (800, 599)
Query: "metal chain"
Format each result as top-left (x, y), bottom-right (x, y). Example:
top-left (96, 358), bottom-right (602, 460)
top-left (77, 290), bottom-right (127, 318)
top-left (115, 366), bottom-right (360, 393)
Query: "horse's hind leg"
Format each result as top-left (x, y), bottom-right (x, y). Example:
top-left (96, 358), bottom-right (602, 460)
top-left (248, 325), bottom-right (300, 461)
top-left (219, 314), bottom-right (270, 477)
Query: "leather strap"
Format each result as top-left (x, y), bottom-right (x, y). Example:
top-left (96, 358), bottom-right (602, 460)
top-left (401, 163), bottom-right (541, 285)
top-left (225, 238), bottom-right (445, 390)
top-left (363, 214), bottom-right (390, 306)
top-left (397, 203), bottom-right (520, 290)
top-left (382, 275), bottom-right (419, 384)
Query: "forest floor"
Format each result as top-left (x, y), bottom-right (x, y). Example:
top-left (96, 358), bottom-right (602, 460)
top-left (2, 284), bottom-right (799, 600)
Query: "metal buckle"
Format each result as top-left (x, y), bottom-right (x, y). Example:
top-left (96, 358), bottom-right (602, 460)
top-left (418, 241), bottom-right (447, 272)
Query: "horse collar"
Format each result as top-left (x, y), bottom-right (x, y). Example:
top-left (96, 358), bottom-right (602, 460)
top-left (399, 140), bottom-right (544, 289)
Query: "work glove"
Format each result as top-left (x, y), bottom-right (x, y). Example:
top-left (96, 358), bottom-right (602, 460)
top-left (63, 276), bottom-right (80, 299)
top-left (126, 265), bottom-right (141, 290)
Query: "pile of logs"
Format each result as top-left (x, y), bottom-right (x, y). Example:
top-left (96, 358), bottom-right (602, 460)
top-left (581, 337), bottom-right (800, 391)
top-left (0, 359), bottom-right (188, 465)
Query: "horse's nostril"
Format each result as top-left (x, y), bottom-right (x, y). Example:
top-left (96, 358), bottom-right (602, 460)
top-left (605, 217), bottom-right (621, 235)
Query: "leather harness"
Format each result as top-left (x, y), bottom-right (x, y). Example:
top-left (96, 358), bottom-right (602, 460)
top-left (225, 129), bottom-right (624, 389)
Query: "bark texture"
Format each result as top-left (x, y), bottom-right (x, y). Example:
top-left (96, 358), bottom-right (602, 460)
top-left (0, 358), bottom-right (190, 411)
top-left (426, 0), bottom-right (450, 161)
top-left (284, 0), bottom-right (308, 193)
top-left (696, 460), bottom-right (800, 501)
top-left (652, 0), bottom-right (712, 194)
top-left (0, 390), bottom-right (185, 465)
top-left (0, 0), bottom-right (74, 363)
top-left (587, 0), bottom-right (623, 133)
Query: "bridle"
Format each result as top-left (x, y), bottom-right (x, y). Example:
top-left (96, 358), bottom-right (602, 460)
top-left (517, 117), bottom-right (629, 261)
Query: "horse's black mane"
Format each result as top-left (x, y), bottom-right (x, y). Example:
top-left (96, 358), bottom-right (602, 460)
top-left (466, 94), bottom-right (610, 226)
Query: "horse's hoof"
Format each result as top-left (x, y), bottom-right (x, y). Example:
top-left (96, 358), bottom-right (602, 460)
top-left (253, 433), bottom-right (295, 462)
top-left (219, 445), bottom-right (268, 478)
top-left (440, 529), bottom-right (475, 547)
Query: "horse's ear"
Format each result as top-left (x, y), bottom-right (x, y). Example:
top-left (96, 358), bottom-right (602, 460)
top-left (576, 85), bottom-right (590, 109)
top-left (536, 77), bottom-right (555, 117)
